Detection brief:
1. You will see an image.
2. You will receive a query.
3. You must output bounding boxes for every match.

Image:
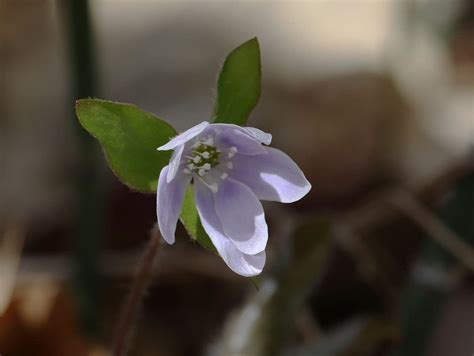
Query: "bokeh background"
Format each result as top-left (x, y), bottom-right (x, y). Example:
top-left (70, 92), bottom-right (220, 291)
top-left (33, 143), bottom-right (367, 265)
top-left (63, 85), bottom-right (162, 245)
top-left (1, 1), bottom-right (473, 355)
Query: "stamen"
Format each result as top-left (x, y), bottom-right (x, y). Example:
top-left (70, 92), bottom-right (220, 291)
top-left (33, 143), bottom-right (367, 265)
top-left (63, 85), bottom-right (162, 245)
top-left (184, 138), bottom-right (221, 176)
top-left (227, 162), bottom-right (233, 169)
top-left (196, 176), bottom-right (219, 193)
top-left (203, 137), bottom-right (214, 146)
top-left (227, 146), bottom-right (238, 158)
top-left (183, 168), bottom-right (191, 174)
top-left (193, 151), bottom-right (209, 158)
top-left (220, 173), bottom-right (228, 180)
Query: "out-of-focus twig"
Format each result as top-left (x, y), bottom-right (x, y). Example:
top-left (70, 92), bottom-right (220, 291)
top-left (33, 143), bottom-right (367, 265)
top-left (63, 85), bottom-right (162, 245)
top-left (212, 218), bottom-right (331, 356)
top-left (332, 223), bottom-right (399, 303)
top-left (0, 219), bottom-right (25, 314)
top-left (386, 188), bottom-right (474, 273)
top-left (294, 306), bottom-right (321, 344)
top-left (16, 245), bottom-right (243, 283)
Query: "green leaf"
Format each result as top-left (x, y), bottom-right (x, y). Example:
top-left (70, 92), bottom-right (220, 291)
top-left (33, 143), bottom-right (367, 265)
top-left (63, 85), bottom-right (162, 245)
top-left (76, 99), bottom-right (176, 193)
top-left (213, 37), bottom-right (261, 126)
top-left (179, 37), bottom-right (263, 262)
top-left (180, 185), bottom-right (217, 253)
top-left (76, 37), bottom-right (264, 268)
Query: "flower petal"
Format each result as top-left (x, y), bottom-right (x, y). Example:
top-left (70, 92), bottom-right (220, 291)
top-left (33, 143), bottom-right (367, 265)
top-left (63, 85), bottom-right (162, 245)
top-left (166, 144), bottom-right (184, 183)
top-left (194, 180), bottom-right (266, 276)
top-left (230, 147), bottom-right (311, 203)
top-left (242, 127), bottom-right (272, 145)
top-left (228, 249), bottom-right (265, 277)
top-left (157, 121), bottom-right (209, 151)
top-left (210, 124), bottom-right (271, 144)
top-left (214, 179), bottom-right (268, 255)
top-left (214, 127), bottom-right (266, 155)
top-left (157, 166), bottom-right (191, 244)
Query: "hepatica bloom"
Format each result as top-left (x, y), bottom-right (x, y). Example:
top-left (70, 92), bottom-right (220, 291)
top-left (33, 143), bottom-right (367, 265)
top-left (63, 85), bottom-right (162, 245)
top-left (157, 121), bottom-right (311, 276)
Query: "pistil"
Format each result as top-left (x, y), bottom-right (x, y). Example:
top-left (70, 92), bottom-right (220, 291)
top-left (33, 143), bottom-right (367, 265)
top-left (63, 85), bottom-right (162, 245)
top-left (182, 137), bottom-right (239, 193)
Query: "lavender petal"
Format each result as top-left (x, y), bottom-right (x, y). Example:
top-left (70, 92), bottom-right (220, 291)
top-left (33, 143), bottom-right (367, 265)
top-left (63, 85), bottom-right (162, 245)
top-left (215, 127), bottom-right (267, 155)
top-left (158, 121), bottom-right (209, 151)
top-left (230, 146), bottom-right (311, 203)
top-left (166, 144), bottom-right (184, 183)
top-left (242, 127), bottom-right (272, 145)
top-left (195, 180), bottom-right (266, 276)
top-left (214, 178), bottom-right (268, 255)
top-left (157, 166), bottom-right (191, 244)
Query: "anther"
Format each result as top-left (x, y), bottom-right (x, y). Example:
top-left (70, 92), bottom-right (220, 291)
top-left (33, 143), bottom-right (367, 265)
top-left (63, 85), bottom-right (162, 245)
top-left (227, 146), bottom-right (238, 158)
top-left (203, 137), bottom-right (214, 146)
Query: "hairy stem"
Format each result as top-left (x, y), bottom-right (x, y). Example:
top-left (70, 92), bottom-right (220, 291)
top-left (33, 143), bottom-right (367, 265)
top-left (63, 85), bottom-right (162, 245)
top-left (112, 226), bottom-right (162, 356)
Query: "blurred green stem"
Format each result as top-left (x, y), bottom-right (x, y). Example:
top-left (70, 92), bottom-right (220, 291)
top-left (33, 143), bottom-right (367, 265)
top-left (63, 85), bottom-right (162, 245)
top-left (64, 0), bottom-right (104, 338)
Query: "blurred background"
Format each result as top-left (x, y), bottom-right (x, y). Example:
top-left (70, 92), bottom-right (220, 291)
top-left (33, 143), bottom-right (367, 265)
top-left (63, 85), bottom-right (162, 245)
top-left (1, 0), bottom-right (473, 355)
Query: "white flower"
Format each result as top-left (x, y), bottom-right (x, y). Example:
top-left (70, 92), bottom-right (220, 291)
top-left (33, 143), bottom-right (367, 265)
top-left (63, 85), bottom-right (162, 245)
top-left (156, 121), bottom-right (311, 276)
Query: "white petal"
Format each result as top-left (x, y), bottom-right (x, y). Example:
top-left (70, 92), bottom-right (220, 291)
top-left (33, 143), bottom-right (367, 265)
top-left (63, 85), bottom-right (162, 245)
top-left (194, 180), bottom-right (266, 276)
top-left (158, 121), bottom-right (209, 151)
top-left (166, 144), bottom-right (184, 183)
top-left (215, 128), bottom-right (267, 155)
top-left (211, 123), bottom-right (271, 154)
top-left (215, 179), bottom-right (268, 255)
top-left (157, 166), bottom-right (191, 244)
top-left (230, 147), bottom-right (311, 203)
top-left (242, 127), bottom-right (272, 145)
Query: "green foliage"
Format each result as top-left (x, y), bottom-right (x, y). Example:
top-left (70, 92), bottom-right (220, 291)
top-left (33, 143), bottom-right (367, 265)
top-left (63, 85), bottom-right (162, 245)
top-left (180, 186), bottom-right (217, 253)
top-left (180, 38), bottom-right (262, 255)
top-left (76, 38), bottom-right (263, 269)
top-left (213, 37), bottom-right (261, 126)
top-left (76, 99), bottom-right (176, 193)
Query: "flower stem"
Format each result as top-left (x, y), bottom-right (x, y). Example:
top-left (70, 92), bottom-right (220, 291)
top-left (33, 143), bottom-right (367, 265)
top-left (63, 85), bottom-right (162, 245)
top-left (112, 226), bottom-right (162, 356)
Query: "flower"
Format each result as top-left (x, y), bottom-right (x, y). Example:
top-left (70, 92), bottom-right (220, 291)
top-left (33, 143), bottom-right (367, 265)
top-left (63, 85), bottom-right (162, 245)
top-left (156, 121), bottom-right (311, 276)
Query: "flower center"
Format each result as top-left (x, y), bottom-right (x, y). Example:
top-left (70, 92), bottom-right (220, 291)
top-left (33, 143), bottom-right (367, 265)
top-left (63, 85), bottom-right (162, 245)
top-left (184, 143), bottom-right (221, 177)
top-left (182, 136), bottom-right (238, 193)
